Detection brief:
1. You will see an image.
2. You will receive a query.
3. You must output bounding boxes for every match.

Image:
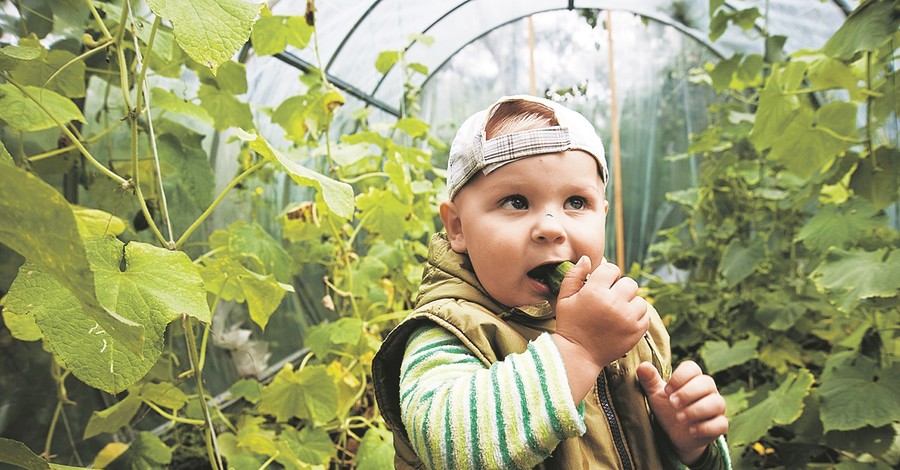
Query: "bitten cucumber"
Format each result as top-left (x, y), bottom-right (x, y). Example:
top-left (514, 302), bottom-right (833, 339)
top-left (530, 261), bottom-right (575, 296)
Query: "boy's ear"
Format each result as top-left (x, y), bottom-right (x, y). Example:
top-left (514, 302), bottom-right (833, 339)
top-left (439, 201), bottom-right (467, 253)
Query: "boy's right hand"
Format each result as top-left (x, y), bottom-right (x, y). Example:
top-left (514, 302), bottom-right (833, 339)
top-left (552, 256), bottom-right (649, 369)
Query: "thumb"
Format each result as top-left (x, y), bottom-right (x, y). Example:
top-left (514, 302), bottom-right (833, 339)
top-left (557, 256), bottom-right (591, 299)
top-left (637, 361), bottom-right (667, 397)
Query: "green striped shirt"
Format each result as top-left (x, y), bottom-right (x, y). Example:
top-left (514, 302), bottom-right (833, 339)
top-left (399, 325), bottom-right (586, 469)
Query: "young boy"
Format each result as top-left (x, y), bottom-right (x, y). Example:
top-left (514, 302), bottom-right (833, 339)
top-left (372, 95), bottom-right (730, 469)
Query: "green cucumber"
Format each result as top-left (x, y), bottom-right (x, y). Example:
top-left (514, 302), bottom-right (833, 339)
top-left (530, 261), bottom-right (575, 296)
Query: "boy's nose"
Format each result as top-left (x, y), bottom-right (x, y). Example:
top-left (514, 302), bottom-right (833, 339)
top-left (532, 213), bottom-right (566, 243)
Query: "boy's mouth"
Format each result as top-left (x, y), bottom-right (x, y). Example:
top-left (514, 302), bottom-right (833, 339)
top-left (527, 261), bottom-right (576, 296)
top-left (527, 263), bottom-right (561, 282)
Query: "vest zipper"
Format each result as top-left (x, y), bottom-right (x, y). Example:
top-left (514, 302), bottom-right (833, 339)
top-left (597, 370), bottom-right (633, 469)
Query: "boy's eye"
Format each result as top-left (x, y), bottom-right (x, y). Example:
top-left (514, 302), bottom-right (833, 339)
top-left (565, 196), bottom-right (587, 210)
top-left (500, 195), bottom-right (528, 210)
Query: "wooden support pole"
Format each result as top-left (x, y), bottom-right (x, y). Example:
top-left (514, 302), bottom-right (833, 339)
top-left (606, 10), bottom-right (625, 268)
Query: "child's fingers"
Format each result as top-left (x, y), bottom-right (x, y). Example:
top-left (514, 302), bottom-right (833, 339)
top-left (665, 360), bottom-right (703, 395)
top-left (588, 258), bottom-right (622, 286)
top-left (636, 361), bottom-right (667, 396)
top-left (676, 392), bottom-right (727, 424)
top-left (558, 255), bottom-right (592, 298)
top-left (689, 415), bottom-right (729, 440)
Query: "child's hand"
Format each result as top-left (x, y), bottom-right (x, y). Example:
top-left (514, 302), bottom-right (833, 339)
top-left (637, 361), bottom-right (729, 465)
top-left (553, 256), bottom-right (649, 369)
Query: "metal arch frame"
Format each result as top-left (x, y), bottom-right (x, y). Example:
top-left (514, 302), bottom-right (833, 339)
top-left (268, 0), bottom-right (852, 116)
top-left (359, 1), bottom-right (732, 102)
top-left (411, 5), bottom-right (730, 93)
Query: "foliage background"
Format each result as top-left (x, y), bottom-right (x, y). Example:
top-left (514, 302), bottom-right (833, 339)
top-left (0, 0), bottom-right (897, 469)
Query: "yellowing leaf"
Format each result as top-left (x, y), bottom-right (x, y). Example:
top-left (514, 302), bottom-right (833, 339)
top-left (1, 309), bottom-right (42, 341)
top-left (146, 0), bottom-right (261, 73)
top-left (73, 207), bottom-right (127, 237)
top-left (91, 442), bottom-right (130, 469)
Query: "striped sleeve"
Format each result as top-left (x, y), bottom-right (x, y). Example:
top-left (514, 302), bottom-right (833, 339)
top-left (398, 324), bottom-right (586, 470)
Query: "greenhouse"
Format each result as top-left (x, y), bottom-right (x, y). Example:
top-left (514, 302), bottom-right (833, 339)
top-left (0, 0), bottom-right (897, 468)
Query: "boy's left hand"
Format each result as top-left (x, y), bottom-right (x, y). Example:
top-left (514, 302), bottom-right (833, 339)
top-left (637, 361), bottom-right (728, 465)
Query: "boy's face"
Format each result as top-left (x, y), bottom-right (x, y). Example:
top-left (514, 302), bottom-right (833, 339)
top-left (440, 150), bottom-right (609, 308)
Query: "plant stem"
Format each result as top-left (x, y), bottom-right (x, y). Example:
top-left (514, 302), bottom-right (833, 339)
top-left (130, 12), bottom-right (174, 247)
top-left (86, 0), bottom-right (113, 39)
top-left (182, 315), bottom-right (225, 470)
top-left (143, 401), bottom-right (206, 426)
top-left (176, 159), bottom-right (268, 249)
top-left (42, 38), bottom-right (115, 91)
top-left (130, 109), bottom-right (168, 245)
top-left (4, 77), bottom-right (129, 185)
top-left (28, 120), bottom-right (123, 162)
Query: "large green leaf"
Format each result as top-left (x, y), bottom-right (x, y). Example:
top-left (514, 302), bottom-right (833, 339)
top-left (728, 369), bottom-right (814, 445)
top-left (10, 38), bottom-right (85, 98)
top-left (766, 102), bottom-right (858, 180)
top-left (356, 187), bottom-right (408, 242)
top-left (718, 237), bottom-right (765, 286)
top-left (700, 337), bottom-right (759, 374)
top-left (198, 257), bottom-right (293, 330)
top-left (795, 197), bottom-right (887, 253)
top-left (849, 147), bottom-right (900, 210)
top-left (811, 248), bottom-right (900, 312)
top-left (146, 0), bottom-right (261, 73)
top-left (250, 15), bottom-right (314, 56)
top-left (150, 87), bottom-right (213, 124)
top-left (259, 364), bottom-right (338, 425)
top-left (748, 61), bottom-right (806, 152)
top-left (822, 0), bottom-right (899, 60)
top-left (198, 82), bottom-right (254, 131)
top-left (0, 165), bottom-right (144, 355)
top-left (209, 220), bottom-right (293, 282)
top-left (0, 437), bottom-right (50, 470)
top-left (0, 83), bottom-right (85, 132)
top-left (90, 238), bottom-right (210, 324)
top-left (356, 426), bottom-right (394, 470)
top-left (5, 236), bottom-right (209, 394)
top-left (84, 394), bottom-right (142, 439)
top-left (277, 427), bottom-right (334, 468)
top-left (237, 131), bottom-right (354, 219)
top-left (818, 351), bottom-right (900, 431)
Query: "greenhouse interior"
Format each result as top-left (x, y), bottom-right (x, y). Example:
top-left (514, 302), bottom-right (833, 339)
top-left (0, 0), bottom-right (897, 468)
